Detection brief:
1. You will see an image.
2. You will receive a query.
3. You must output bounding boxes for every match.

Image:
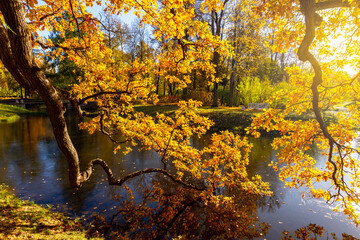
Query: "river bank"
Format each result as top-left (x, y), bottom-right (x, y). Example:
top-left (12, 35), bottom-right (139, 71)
top-left (0, 184), bottom-right (102, 239)
top-left (0, 103), bottom-right (45, 123)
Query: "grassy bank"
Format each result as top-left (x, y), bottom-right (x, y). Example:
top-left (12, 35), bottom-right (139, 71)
top-left (135, 105), bottom-right (257, 132)
top-left (134, 105), bottom-right (340, 133)
top-left (0, 104), bottom-right (43, 123)
top-left (0, 184), bottom-right (102, 240)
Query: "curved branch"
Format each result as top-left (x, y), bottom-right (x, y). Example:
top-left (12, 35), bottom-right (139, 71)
top-left (297, 0), bottom-right (334, 142)
top-left (99, 114), bottom-right (129, 144)
top-left (314, 0), bottom-right (358, 11)
top-left (78, 91), bottom-right (129, 105)
top-left (80, 158), bottom-right (206, 191)
top-left (298, 0), bottom-right (340, 185)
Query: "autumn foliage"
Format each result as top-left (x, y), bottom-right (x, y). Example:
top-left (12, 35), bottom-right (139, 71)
top-left (2, 0), bottom-right (360, 237)
top-left (250, 0), bottom-right (360, 226)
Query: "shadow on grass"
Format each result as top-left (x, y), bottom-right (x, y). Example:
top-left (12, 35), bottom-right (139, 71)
top-left (0, 184), bottom-right (102, 240)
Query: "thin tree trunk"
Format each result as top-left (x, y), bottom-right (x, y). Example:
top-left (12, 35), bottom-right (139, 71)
top-left (229, 58), bottom-right (236, 107)
top-left (212, 51), bottom-right (220, 107)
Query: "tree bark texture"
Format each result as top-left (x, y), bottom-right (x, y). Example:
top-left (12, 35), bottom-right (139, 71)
top-left (0, 0), bottom-right (82, 187)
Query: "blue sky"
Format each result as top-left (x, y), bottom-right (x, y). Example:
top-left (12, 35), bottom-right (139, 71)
top-left (88, 3), bottom-right (138, 25)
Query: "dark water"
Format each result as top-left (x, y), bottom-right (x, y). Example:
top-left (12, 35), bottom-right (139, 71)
top-left (0, 115), bottom-right (359, 238)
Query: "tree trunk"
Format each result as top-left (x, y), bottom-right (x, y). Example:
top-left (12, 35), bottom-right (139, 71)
top-left (229, 57), bottom-right (236, 107)
top-left (0, 0), bottom-right (81, 188)
top-left (0, 0), bottom-right (212, 191)
top-left (212, 82), bottom-right (219, 107)
top-left (212, 51), bottom-right (220, 107)
top-left (229, 72), bottom-right (235, 107)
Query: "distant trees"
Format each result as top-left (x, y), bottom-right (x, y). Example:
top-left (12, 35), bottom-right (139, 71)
top-left (226, 0), bottom-right (266, 106)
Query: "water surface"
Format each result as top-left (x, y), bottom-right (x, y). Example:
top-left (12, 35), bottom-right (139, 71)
top-left (0, 115), bottom-right (359, 238)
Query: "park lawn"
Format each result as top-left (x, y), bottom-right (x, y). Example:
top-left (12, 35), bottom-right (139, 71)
top-left (0, 184), bottom-right (103, 240)
top-left (0, 103), bottom-right (35, 123)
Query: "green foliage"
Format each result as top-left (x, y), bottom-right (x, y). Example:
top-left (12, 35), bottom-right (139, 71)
top-left (45, 58), bottom-right (82, 91)
top-left (269, 80), bottom-right (298, 109)
top-left (0, 87), bottom-right (18, 98)
top-left (43, 14), bottom-right (84, 91)
top-left (257, 58), bottom-right (288, 84)
top-left (236, 77), bottom-right (273, 106)
top-left (0, 103), bottom-right (44, 122)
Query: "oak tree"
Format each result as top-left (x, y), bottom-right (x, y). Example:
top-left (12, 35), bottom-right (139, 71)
top-left (0, 0), bottom-right (269, 237)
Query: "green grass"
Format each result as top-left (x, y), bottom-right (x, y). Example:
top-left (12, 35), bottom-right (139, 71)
top-left (0, 184), bottom-right (103, 240)
top-left (0, 104), bottom-right (42, 123)
top-left (134, 104), bottom-right (179, 116)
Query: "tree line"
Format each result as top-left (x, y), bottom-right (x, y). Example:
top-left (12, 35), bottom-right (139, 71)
top-left (1, 0), bottom-right (292, 107)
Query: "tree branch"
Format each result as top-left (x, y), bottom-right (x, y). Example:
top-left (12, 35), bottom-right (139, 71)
top-left (38, 7), bottom-right (63, 22)
top-left (298, 0), bottom-right (334, 141)
top-left (80, 158), bottom-right (206, 191)
top-left (154, 199), bottom-right (198, 240)
top-left (314, 0), bottom-right (358, 11)
top-left (68, 0), bottom-right (81, 37)
top-left (99, 114), bottom-right (129, 144)
top-left (298, 0), bottom-right (340, 186)
top-left (78, 91), bottom-right (129, 105)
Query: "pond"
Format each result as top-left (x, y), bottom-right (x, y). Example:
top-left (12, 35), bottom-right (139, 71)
top-left (0, 115), bottom-right (359, 238)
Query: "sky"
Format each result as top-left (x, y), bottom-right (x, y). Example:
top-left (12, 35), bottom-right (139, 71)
top-left (88, 3), bottom-right (138, 25)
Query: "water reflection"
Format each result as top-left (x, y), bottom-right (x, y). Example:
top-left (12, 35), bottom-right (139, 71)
top-left (0, 115), bottom-right (359, 238)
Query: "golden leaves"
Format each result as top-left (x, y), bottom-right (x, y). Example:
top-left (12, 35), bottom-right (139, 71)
top-left (23, 0), bottom-right (272, 234)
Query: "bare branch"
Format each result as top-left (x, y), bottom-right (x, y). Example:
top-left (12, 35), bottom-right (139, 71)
top-left (80, 158), bottom-right (206, 191)
top-left (314, 0), bottom-right (358, 11)
top-left (78, 91), bottom-right (129, 105)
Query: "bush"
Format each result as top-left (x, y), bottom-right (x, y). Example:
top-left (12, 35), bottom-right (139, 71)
top-left (182, 90), bottom-right (212, 105)
top-left (236, 77), bottom-right (274, 106)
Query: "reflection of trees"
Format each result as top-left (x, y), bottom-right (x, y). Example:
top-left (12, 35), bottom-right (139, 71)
top-left (246, 136), bottom-right (286, 213)
top-left (0, 116), bottom-right (51, 155)
top-left (256, 194), bottom-right (282, 213)
top-left (0, 116), bottom-right (53, 185)
top-left (281, 223), bottom-right (359, 240)
top-left (91, 174), bottom-right (270, 239)
top-left (21, 117), bottom-right (51, 153)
